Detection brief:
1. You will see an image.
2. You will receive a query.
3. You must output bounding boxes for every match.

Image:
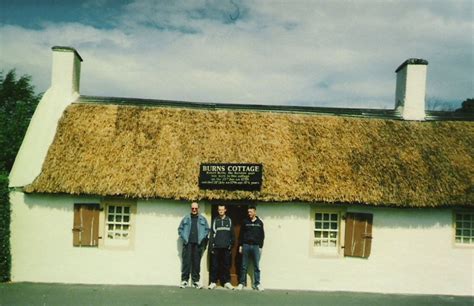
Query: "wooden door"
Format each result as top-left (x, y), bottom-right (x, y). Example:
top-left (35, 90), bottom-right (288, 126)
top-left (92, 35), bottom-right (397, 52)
top-left (343, 212), bottom-right (373, 258)
top-left (210, 204), bottom-right (248, 286)
top-left (73, 204), bottom-right (100, 247)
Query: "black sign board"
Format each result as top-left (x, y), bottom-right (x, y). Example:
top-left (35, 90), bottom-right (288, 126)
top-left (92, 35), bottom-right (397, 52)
top-left (199, 163), bottom-right (263, 191)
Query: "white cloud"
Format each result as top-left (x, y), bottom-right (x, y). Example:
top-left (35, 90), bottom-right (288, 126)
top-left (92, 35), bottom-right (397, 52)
top-left (0, 0), bottom-right (472, 108)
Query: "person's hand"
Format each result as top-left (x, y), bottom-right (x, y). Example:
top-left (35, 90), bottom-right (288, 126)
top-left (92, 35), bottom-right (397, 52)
top-left (239, 246), bottom-right (242, 254)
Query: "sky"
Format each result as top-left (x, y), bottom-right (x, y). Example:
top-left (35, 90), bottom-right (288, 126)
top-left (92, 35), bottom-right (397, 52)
top-left (0, 0), bottom-right (472, 109)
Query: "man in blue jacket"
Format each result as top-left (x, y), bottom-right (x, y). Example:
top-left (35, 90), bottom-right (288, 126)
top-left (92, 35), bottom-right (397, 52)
top-left (178, 202), bottom-right (210, 289)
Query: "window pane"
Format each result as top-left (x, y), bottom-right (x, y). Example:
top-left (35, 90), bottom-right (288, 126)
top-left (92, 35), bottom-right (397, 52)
top-left (456, 222), bottom-right (463, 228)
top-left (123, 225), bottom-right (129, 231)
top-left (323, 214), bottom-right (329, 221)
top-left (315, 213), bottom-right (322, 220)
top-left (323, 232), bottom-right (328, 238)
top-left (108, 215), bottom-right (114, 222)
top-left (331, 223), bottom-right (337, 229)
top-left (116, 215), bottom-right (122, 222)
top-left (314, 231), bottom-right (321, 238)
top-left (330, 232), bottom-right (337, 238)
top-left (108, 224), bottom-right (114, 230)
top-left (323, 223), bottom-right (329, 229)
top-left (124, 207), bottom-right (130, 214)
top-left (331, 214), bottom-right (337, 221)
top-left (315, 222), bottom-right (321, 229)
top-left (116, 206), bottom-right (122, 214)
top-left (108, 206), bottom-right (115, 213)
top-left (124, 216), bottom-right (130, 223)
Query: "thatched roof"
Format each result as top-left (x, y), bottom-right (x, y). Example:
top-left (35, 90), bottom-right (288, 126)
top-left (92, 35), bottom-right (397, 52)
top-left (25, 100), bottom-right (474, 207)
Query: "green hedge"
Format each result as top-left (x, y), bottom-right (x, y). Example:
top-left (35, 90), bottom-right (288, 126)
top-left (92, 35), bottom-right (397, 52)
top-left (0, 173), bottom-right (11, 282)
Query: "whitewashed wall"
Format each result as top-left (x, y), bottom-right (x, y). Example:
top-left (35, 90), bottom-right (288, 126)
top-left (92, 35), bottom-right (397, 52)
top-left (10, 192), bottom-right (473, 295)
top-left (259, 203), bottom-right (473, 296)
top-left (10, 192), bottom-right (210, 286)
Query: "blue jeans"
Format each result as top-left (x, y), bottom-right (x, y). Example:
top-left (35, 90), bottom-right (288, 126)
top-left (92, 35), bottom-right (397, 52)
top-left (239, 244), bottom-right (261, 286)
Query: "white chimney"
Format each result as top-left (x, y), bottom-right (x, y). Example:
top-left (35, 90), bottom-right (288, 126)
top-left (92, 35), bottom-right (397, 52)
top-left (9, 46), bottom-right (83, 187)
top-left (51, 46), bottom-right (83, 95)
top-left (395, 58), bottom-right (428, 120)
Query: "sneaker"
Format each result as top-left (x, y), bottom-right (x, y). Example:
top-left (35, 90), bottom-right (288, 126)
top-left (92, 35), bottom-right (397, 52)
top-left (208, 282), bottom-right (217, 290)
top-left (236, 283), bottom-right (244, 291)
top-left (256, 284), bottom-right (264, 291)
top-left (179, 280), bottom-right (188, 288)
top-left (224, 282), bottom-right (234, 290)
top-left (193, 281), bottom-right (203, 289)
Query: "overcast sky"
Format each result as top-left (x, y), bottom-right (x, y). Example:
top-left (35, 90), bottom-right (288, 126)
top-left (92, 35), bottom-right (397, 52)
top-left (0, 0), bottom-right (472, 109)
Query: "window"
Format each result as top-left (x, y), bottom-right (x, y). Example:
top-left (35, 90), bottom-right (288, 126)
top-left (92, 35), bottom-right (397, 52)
top-left (104, 203), bottom-right (134, 247)
top-left (454, 211), bottom-right (474, 245)
top-left (314, 212), bottom-right (340, 248)
top-left (72, 201), bottom-right (135, 249)
top-left (312, 210), bottom-right (342, 256)
top-left (311, 209), bottom-right (373, 258)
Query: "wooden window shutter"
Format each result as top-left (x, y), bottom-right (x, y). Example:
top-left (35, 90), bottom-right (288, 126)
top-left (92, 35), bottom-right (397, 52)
top-left (73, 204), bottom-right (100, 247)
top-left (344, 212), bottom-right (373, 258)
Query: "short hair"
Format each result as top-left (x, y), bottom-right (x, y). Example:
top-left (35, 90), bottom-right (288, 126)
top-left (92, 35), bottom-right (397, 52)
top-left (248, 205), bottom-right (256, 210)
top-left (217, 204), bottom-right (226, 209)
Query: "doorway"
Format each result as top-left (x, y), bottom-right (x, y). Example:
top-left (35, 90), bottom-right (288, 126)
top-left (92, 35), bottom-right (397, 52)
top-left (210, 203), bottom-right (248, 286)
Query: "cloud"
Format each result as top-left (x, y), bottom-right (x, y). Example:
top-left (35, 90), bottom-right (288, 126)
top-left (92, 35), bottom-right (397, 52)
top-left (0, 0), bottom-right (472, 108)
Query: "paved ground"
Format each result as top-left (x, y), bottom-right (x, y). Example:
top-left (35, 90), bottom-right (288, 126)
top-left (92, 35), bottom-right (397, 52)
top-left (0, 282), bottom-right (472, 306)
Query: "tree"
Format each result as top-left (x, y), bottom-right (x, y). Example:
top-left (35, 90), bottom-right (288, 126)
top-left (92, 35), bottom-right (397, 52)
top-left (0, 69), bottom-right (41, 174)
top-left (426, 97), bottom-right (458, 111)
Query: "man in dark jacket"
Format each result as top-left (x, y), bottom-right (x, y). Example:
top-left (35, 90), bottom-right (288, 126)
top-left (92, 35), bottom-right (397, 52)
top-left (236, 205), bottom-right (265, 291)
top-left (208, 204), bottom-right (235, 290)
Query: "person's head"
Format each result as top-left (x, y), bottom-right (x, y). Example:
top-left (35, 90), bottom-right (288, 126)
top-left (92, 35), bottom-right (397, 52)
top-left (190, 202), bottom-right (199, 215)
top-left (217, 205), bottom-right (227, 217)
top-left (248, 205), bottom-right (257, 219)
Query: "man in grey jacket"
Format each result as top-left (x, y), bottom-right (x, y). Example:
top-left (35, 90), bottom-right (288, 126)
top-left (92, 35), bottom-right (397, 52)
top-left (178, 202), bottom-right (210, 289)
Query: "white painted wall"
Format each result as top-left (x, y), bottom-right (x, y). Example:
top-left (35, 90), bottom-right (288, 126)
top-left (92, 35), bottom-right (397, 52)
top-left (259, 204), bottom-right (473, 296)
top-left (10, 192), bottom-right (210, 286)
top-left (10, 192), bottom-right (473, 295)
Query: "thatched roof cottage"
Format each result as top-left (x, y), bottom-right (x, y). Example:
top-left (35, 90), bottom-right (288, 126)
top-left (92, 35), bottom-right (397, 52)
top-left (9, 47), bottom-right (473, 295)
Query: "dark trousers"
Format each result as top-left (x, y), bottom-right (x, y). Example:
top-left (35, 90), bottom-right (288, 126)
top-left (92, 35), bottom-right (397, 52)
top-left (181, 243), bottom-right (203, 282)
top-left (210, 248), bottom-right (232, 284)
